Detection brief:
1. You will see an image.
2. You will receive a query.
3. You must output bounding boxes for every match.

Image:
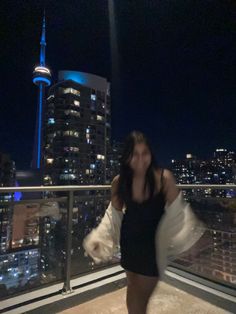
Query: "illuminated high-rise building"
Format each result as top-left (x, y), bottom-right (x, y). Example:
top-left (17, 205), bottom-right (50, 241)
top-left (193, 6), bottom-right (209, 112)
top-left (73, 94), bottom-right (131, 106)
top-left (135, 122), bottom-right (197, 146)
top-left (43, 71), bottom-right (111, 185)
top-left (171, 154), bottom-right (200, 184)
top-left (32, 14), bottom-right (52, 171)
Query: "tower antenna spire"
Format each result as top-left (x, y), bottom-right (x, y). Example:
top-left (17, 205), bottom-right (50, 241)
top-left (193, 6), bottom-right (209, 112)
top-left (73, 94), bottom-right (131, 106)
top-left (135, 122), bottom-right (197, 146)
top-left (40, 10), bottom-right (46, 66)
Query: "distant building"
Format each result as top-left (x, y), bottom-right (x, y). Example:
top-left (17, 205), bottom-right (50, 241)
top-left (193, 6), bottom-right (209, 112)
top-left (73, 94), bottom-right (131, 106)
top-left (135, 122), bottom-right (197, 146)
top-left (0, 153), bottom-right (16, 254)
top-left (211, 149), bottom-right (236, 184)
top-left (171, 149), bottom-right (236, 188)
top-left (171, 154), bottom-right (200, 184)
top-left (43, 70), bottom-right (111, 186)
top-left (0, 154), bottom-right (41, 293)
top-left (16, 170), bottom-right (41, 187)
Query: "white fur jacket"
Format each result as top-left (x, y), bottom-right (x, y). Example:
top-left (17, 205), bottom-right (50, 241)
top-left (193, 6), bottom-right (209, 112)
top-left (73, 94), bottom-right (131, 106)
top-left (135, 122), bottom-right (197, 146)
top-left (83, 192), bottom-right (206, 278)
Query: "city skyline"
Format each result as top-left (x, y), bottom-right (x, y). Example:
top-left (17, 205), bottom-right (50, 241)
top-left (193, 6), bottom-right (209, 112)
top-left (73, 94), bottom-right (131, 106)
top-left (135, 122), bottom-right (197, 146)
top-left (1, 1), bottom-right (236, 169)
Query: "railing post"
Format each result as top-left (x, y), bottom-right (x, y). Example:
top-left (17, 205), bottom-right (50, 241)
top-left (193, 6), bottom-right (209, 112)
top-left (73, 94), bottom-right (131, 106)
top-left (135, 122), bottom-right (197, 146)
top-left (62, 190), bottom-right (74, 294)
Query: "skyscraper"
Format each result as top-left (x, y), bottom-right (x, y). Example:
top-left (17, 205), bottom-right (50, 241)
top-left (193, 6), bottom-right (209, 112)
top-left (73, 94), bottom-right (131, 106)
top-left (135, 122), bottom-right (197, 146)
top-left (32, 14), bottom-right (51, 171)
top-left (43, 71), bottom-right (111, 185)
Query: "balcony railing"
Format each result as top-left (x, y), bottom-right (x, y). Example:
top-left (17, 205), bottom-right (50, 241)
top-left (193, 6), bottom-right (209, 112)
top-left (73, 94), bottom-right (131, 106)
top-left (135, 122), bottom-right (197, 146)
top-left (0, 184), bottom-right (235, 313)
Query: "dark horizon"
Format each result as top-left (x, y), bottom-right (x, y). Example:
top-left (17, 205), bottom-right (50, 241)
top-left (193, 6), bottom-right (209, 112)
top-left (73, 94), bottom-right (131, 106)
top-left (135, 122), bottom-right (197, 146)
top-left (1, 1), bottom-right (236, 169)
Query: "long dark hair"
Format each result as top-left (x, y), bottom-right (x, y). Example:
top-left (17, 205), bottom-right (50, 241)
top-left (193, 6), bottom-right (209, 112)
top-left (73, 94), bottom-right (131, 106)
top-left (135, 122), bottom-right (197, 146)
top-left (117, 131), bottom-right (158, 204)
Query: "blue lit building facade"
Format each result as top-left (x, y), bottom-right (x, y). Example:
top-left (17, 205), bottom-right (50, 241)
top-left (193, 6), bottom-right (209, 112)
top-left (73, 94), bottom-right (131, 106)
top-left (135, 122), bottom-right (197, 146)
top-left (43, 71), bottom-right (111, 185)
top-left (32, 15), bottom-right (51, 171)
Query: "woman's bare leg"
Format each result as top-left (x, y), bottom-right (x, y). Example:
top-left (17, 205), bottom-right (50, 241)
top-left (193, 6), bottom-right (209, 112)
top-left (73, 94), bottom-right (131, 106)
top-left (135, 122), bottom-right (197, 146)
top-left (125, 270), bottom-right (158, 314)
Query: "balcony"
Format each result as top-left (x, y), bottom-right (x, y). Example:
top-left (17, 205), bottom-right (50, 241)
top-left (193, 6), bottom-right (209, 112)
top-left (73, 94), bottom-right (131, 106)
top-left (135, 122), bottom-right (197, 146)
top-left (0, 184), bottom-right (235, 313)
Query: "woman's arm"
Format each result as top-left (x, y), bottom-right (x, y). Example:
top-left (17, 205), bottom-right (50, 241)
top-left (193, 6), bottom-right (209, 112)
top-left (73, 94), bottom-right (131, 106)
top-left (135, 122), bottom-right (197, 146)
top-left (162, 169), bottom-right (179, 207)
top-left (111, 175), bottom-right (123, 211)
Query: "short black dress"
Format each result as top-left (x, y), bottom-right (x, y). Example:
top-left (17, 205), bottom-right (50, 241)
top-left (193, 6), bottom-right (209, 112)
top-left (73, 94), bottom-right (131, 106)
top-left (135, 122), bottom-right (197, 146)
top-left (120, 172), bottom-right (166, 277)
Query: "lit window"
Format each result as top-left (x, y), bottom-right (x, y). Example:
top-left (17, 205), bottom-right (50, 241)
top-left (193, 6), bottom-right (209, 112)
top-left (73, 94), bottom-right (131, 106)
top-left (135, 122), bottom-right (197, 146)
top-left (64, 110), bottom-right (80, 117)
top-left (48, 118), bottom-right (55, 124)
top-left (62, 88), bottom-right (80, 96)
top-left (63, 131), bottom-right (79, 137)
top-left (85, 169), bottom-right (90, 174)
top-left (86, 128), bottom-right (90, 134)
top-left (47, 95), bottom-right (54, 100)
top-left (74, 100), bottom-right (80, 107)
top-left (97, 154), bottom-right (105, 160)
top-left (90, 164), bottom-right (96, 169)
top-left (72, 110), bottom-right (80, 117)
top-left (64, 147), bottom-right (79, 152)
top-left (46, 158), bottom-right (54, 164)
top-left (97, 115), bottom-right (103, 121)
top-left (59, 174), bottom-right (77, 180)
top-left (91, 94), bottom-right (96, 101)
top-left (43, 175), bottom-right (52, 184)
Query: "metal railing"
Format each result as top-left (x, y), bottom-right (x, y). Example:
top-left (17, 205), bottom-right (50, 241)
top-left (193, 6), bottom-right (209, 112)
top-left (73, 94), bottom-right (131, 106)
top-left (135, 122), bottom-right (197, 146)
top-left (0, 185), bottom-right (111, 295)
top-left (0, 184), bottom-right (235, 311)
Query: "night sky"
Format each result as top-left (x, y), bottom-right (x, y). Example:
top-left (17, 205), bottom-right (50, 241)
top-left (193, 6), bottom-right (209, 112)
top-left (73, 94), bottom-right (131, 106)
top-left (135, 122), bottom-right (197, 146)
top-left (1, 0), bottom-right (236, 169)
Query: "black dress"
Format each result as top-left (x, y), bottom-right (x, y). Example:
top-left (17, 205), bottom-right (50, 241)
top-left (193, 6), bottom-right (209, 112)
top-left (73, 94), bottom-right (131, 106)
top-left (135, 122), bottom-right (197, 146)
top-left (120, 173), bottom-right (166, 277)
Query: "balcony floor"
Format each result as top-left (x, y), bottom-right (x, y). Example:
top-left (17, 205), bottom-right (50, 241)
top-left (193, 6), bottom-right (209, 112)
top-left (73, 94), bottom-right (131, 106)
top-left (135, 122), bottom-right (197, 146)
top-left (58, 281), bottom-right (229, 314)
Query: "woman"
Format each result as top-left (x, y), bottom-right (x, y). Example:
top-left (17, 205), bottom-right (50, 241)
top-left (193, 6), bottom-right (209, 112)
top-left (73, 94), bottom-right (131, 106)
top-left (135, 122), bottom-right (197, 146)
top-left (111, 131), bottom-right (179, 314)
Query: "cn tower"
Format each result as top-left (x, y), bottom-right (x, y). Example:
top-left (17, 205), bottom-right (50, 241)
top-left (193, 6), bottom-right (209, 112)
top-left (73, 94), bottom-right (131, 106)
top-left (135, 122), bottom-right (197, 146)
top-left (32, 14), bottom-right (51, 170)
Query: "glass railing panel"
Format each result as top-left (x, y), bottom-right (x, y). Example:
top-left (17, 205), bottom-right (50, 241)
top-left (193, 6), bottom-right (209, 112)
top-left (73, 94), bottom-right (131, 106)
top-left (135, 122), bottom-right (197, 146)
top-left (169, 186), bottom-right (236, 291)
top-left (70, 189), bottom-right (119, 277)
top-left (0, 191), bottom-right (67, 299)
top-left (2, 184), bottom-right (235, 303)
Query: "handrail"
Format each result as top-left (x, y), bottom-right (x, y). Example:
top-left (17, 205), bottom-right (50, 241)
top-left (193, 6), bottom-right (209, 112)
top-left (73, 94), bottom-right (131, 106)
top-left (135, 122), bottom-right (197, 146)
top-left (177, 184), bottom-right (236, 189)
top-left (0, 184), bottom-right (235, 193)
top-left (0, 185), bottom-right (111, 192)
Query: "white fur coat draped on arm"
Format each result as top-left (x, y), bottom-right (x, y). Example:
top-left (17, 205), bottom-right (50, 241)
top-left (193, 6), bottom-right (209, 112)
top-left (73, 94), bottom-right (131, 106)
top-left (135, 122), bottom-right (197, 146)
top-left (83, 202), bottom-right (123, 264)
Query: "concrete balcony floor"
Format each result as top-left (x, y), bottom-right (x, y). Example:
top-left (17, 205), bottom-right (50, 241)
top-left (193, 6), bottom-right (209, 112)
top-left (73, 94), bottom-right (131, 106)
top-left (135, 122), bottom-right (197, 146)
top-left (58, 281), bottom-right (229, 314)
